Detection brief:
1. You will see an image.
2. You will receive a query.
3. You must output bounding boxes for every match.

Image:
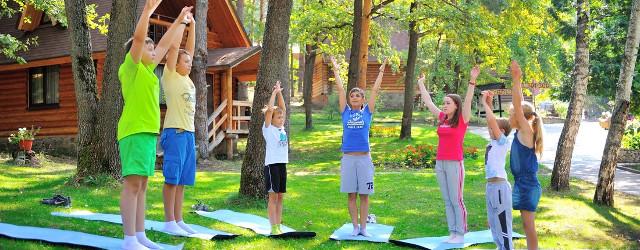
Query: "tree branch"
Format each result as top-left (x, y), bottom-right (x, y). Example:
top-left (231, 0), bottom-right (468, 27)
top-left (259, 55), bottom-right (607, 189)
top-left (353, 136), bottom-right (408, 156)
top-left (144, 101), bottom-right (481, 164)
top-left (368, 0), bottom-right (395, 18)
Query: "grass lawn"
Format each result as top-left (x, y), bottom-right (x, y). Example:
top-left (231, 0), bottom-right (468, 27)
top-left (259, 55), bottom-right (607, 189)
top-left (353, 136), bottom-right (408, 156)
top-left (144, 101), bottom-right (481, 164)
top-left (0, 112), bottom-right (639, 249)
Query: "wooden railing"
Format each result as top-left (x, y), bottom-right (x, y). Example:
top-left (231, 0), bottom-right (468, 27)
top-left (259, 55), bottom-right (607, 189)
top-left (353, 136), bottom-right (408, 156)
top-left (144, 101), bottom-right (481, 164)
top-left (228, 100), bottom-right (251, 134)
top-left (207, 99), bottom-right (227, 152)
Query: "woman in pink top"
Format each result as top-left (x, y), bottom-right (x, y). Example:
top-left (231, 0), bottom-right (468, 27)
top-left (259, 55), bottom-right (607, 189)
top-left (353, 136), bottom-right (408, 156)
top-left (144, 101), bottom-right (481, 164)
top-left (416, 66), bottom-right (479, 244)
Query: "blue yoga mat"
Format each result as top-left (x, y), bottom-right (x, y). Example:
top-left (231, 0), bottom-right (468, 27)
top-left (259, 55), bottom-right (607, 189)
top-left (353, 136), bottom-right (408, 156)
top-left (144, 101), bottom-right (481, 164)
top-left (390, 229), bottom-right (526, 250)
top-left (51, 211), bottom-right (237, 240)
top-left (329, 223), bottom-right (395, 243)
top-left (0, 222), bottom-right (183, 250)
top-left (196, 210), bottom-right (315, 238)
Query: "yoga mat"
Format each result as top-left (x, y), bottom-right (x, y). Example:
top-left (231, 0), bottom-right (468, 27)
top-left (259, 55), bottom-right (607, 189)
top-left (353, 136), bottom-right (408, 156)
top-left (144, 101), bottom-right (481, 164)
top-left (196, 210), bottom-right (316, 238)
top-left (390, 229), bottom-right (525, 250)
top-left (0, 222), bottom-right (183, 250)
top-left (329, 223), bottom-right (394, 243)
top-left (52, 211), bottom-right (238, 240)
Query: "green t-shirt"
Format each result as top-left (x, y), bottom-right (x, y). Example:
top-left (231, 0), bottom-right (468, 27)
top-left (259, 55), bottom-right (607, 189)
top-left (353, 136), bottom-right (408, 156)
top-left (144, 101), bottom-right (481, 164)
top-left (117, 52), bottom-right (160, 141)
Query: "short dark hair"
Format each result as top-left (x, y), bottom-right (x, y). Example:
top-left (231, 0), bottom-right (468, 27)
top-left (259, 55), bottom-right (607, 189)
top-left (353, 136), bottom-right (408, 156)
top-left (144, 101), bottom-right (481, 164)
top-left (124, 37), bottom-right (154, 52)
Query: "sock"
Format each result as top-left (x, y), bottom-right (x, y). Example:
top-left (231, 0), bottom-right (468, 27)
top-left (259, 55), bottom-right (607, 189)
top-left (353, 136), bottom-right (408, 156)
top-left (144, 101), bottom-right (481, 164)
top-left (351, 225), bottom-right (360, 236)
top-left (176, 220), bottom-right (197, 234)
top-left (359, 227), bottom-right (371, 237)
top-left (135, 231), bottom-right (162, 249)
top-left (122, 235), bottom-right (149, 250)
top-left (271, 224), bottom-right (280, 235)
top-left (275, 224), bottom-right (283, 234)
top-left (163, 220), bottom-right (189, 236)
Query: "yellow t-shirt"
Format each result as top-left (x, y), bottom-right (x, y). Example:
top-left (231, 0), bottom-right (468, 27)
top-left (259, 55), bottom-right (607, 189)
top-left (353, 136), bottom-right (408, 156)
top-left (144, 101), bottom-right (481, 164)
top-left (161, 67), bottom-right (196, 132)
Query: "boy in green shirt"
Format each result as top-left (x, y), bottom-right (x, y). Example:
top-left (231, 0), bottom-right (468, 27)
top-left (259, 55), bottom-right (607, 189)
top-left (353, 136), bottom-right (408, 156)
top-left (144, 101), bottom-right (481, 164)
top-left (118, 1), bottom-right (194, 249)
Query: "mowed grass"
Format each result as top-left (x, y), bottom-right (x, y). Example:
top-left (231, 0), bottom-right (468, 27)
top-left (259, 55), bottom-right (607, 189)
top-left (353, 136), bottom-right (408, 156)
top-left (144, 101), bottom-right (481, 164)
top-left (0, 111), bottom-right (638, 249)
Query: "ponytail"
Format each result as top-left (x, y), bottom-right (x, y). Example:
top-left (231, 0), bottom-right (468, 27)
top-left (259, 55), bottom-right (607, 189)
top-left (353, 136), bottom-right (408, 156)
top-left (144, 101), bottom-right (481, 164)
top-left (531, 112), bottom-right (544, 158)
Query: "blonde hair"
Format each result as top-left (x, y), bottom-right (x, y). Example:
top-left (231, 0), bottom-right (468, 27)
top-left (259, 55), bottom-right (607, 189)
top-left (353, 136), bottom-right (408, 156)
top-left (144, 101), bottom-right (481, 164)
top-left (496, 118), bottom-right (512, 137)
top-left (262, 105), bottom-right (284, 116)
top-left (177, 49), bottom-right (191, 61)
top-left (521, 101), bottom-right (544, 157)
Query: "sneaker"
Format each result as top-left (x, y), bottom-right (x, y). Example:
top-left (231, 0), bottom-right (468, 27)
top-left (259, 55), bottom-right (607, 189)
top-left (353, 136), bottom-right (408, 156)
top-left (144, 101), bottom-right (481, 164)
top-left (366, 214), bottom-right (377, 224)
top-left (191, 200), bottom-right (210, 212)
top-left (41, 194), bottom-right (71, 207)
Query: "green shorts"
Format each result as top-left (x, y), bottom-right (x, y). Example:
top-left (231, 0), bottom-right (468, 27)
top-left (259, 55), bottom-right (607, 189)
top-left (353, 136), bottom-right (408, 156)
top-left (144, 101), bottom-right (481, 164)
top-left (119, 133), bottom-right (157, 177)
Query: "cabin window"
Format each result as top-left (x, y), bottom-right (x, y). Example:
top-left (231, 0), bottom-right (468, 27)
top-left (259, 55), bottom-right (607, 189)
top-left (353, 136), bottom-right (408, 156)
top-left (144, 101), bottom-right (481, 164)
top-left (28, 65), bottom-right (59, 109)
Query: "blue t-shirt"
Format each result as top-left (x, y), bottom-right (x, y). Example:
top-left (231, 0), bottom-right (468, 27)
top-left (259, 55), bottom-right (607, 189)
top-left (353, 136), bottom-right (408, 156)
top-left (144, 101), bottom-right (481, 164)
top-left (341, 105), bottom-right (373, 152)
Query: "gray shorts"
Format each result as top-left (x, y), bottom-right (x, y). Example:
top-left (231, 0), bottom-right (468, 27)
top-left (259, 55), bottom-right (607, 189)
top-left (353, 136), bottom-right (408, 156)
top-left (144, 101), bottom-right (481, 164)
top-left (340, 154), bottom-right (375, 194)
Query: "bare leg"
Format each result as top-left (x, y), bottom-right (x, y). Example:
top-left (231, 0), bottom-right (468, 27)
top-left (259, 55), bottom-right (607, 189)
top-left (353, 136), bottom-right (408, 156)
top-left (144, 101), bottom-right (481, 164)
top-left (174, 185), bottom-right (184, 222)
top-left (276, 193), bottom-right (284, 225)
top-left (120, 175), bottom-right (144, 236)
top-left (163, 183), bottom-right (177, 222)
top-left (359, 194), bottom-right (370, 236)
top-left (135, 177), bottom-right (148, 232)
top-left (521, 210), bottom-right (538, 250)
top-left (348, 193), bottom-right (359, 235)
top-left (268, 192), bottom-right (278, 226)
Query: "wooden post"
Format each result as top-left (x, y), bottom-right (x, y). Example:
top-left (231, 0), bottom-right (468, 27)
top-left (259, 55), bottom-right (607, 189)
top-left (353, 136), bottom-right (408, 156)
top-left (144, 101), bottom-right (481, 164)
top-left (225, 68), bottom-right (234, 159)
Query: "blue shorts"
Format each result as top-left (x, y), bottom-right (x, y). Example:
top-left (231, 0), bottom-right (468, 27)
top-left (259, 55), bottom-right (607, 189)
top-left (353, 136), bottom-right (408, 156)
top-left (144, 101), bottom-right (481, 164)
top-left (512, 175), bottom-right (541, 212)
top-left (160, 128), bottom-right (196, 186)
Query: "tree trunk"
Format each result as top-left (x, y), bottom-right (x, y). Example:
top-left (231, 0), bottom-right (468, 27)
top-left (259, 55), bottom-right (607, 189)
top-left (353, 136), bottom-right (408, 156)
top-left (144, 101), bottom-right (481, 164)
top-left (594, 0), bottom-right (640, 206)
top-left (97, 0), bottom-right (140, 178)
top-left (347, 0), bottom-right (363, 92)
top-left (193, 0), bottom-right (210, 159)
top-left (290, 43), bottom-right (295, 97)
top-left (551, 0), bottom-right (589, 191)
top-left (303, 44), bottom-right (317, 130)
top-left (236, 0), bottom-right (245, 22)
top-left (64, 0), bottom-right (100, 179)
top-left (259, 0), bottom-right (266, 22)
top-left (240, 0), bottom-right (293, 199)
top-left (453, 62), bottom-right (461, 93)
top-left (400, 1), bottom-right (418, 140)
top-left (298, 50), bottom-right (304, 94)
top-left (356, 0), bottom-right (372, 89)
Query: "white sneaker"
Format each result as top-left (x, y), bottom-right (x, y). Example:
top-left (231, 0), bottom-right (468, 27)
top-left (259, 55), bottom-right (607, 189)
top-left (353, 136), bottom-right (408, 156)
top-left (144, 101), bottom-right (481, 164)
top-left (445, 234), bottom-right (464, 244)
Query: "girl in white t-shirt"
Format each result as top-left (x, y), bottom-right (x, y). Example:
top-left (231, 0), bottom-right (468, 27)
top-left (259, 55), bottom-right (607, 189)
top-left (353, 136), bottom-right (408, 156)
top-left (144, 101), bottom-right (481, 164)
top-left (262, 81), bottom-right (288, 235)
top-left (480, 90), bottom-right (514, 250)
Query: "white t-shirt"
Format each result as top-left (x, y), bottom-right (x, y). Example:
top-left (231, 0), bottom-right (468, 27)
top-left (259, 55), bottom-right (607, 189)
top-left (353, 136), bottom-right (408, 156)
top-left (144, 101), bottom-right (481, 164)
top-left (263, 123), bottom-right (288, 166)
top-left (485, 135), bottom-right (509, 179)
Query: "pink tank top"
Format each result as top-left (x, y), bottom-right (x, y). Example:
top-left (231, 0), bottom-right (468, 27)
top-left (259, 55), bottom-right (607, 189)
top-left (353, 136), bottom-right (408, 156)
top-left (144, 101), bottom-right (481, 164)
top-left (436, 112), bottom-right (468, 161)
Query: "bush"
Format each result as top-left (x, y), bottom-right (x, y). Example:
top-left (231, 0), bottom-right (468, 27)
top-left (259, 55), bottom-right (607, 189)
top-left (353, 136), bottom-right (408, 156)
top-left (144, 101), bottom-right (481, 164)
top-left (370, 125), bottom-right (400, 138)
top-left (323, 92), bottom-right (340, 120)
top-left (623, 120), bottom-right (640, 150)
top-left (552, 100), bottom-right (569, 119)
top-left (374, 144), bottom-right (480, 169)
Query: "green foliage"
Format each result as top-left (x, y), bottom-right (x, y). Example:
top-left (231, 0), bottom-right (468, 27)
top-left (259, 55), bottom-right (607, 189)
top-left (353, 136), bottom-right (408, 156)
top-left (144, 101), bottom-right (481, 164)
top-left (7, 126), bottom-right (40, 144)
top-left (322, 92), bottom-right (340, 120)
top-left (85, 4), bottom-right (109, 35)
top-left (370, 125), bottom-right (400, 138)
top-left (0, 1), bottom-right (109, 63)
top-left (552, 100), bottom-right (569, 118)
top-left (373, 144), bottom-right (479, 169)
top-left (623, 120), bottom-right (640, 150)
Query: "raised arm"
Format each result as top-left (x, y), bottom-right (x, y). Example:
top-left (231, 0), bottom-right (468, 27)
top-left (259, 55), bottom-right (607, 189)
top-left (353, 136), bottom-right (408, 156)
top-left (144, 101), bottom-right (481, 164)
top-left (329, 56), bottom-right (347, 113)
top-left (276, 81), bottom-right (286, 115)
top-left (511, 60), bottom-right (534, 140)
top-left (164, 13), bottom-right (190, 71)
top-left (130, 0), bottom-right (162, 63)
top-left (264, 82), bottom-right (283, 128)
top-left (368, 58), bottom-right (387, 113)
top-left (185, 14), bottom-right (195, 56)
top-left (462, 65), bottom-right (480, 123)
top-left (481, 91), bottom-right (503, 139)
top-left (416, 73), bottom-right (441, 116)
top-left (152, 6), bottom-right (193, 65)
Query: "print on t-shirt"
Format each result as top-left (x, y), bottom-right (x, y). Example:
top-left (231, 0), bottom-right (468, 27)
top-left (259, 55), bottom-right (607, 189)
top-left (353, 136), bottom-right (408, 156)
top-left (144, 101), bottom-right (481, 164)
top-left (278, 128), bottom-right (288, 147)
top-left (347, 110), bottom-right (365, 129)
